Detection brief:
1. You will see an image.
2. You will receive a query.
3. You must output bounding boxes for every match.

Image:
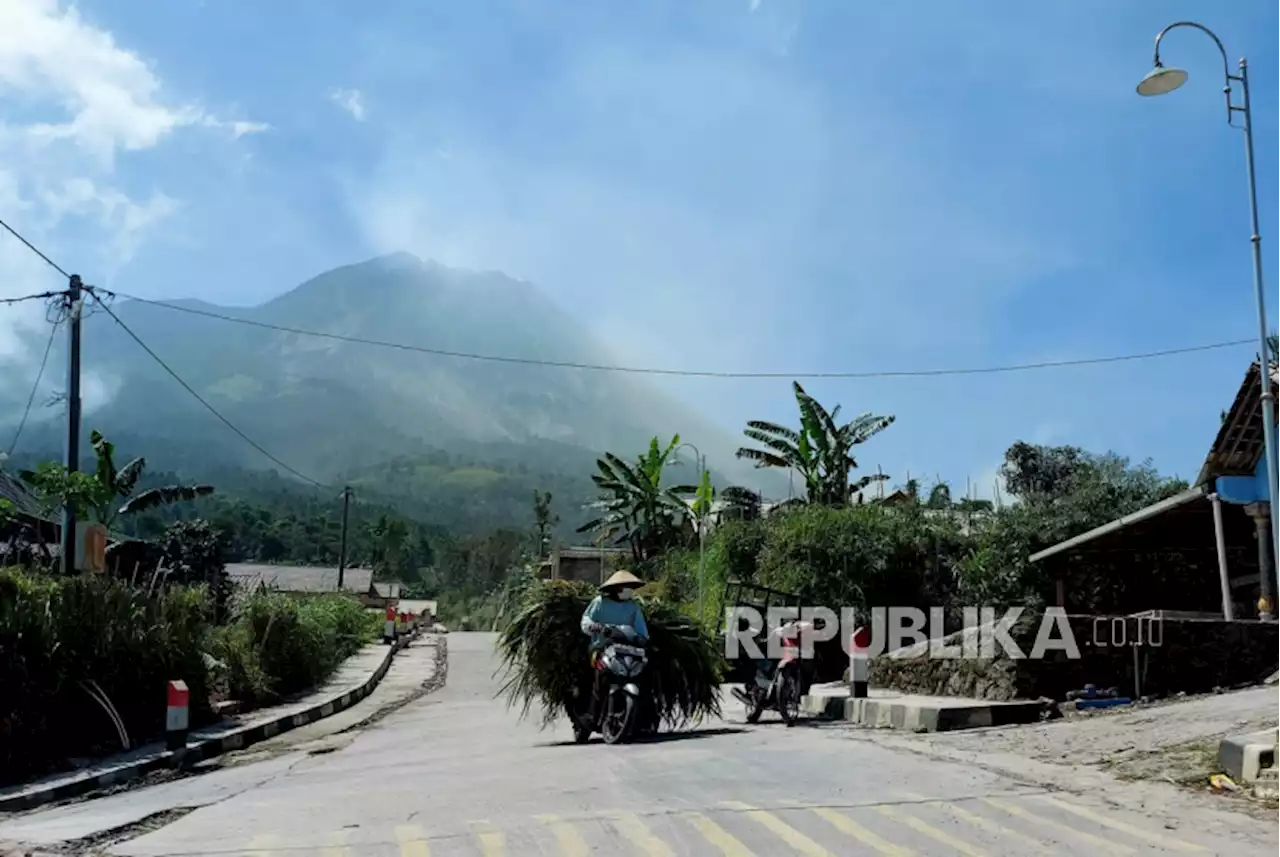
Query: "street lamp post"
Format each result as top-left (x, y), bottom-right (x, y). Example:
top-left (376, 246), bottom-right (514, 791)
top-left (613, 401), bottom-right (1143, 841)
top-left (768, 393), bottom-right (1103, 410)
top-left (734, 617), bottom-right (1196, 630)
top-left (1137, 21), bottom-right (1280, 603)
top-left (675, 442), bottom-right (708, 627)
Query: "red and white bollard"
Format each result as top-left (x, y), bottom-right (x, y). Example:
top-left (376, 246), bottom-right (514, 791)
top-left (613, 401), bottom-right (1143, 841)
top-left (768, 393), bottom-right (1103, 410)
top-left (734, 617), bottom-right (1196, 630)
top-left (166, 680), bottom-right (189, 750)
top-left (384, 605), bottom-right (397, 644)
top-left (850, 626), bottom-right (871, 699)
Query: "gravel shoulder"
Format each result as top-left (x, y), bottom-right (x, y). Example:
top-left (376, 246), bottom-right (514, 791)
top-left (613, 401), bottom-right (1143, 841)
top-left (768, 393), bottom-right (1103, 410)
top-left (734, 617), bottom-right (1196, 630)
top-left (900, 686), bottom-right (1276, 770)
top-left (838, 684), bottom-right (1279, 820)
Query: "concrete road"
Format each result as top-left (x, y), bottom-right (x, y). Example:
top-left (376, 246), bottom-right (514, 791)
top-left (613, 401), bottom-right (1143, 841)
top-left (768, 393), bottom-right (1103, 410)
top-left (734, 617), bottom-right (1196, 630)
top-left (12, 632), bottom-right (1272, 856)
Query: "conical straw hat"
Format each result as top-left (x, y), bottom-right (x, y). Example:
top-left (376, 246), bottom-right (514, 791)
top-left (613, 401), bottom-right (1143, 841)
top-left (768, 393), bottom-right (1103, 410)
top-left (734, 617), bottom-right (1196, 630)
top-left (601, 570), bottom-right (645, 590)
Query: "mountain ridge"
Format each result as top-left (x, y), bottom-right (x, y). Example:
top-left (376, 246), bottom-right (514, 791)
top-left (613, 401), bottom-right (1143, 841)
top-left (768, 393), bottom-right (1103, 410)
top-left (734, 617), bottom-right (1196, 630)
top-left (2, 253), bottom-right (786, 505)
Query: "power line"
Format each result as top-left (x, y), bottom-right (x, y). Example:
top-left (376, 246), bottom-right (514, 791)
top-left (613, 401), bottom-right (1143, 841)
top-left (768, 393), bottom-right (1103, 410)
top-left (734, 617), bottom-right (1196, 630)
top-left (97, 288), bottom-right (1254, 379)
top-left (0, 217), bottom-right (72, 279)
top-left (84, 288), bottom-right (327, 488)
top-left (1, 289), bottom-right (64, 306)
top-left (8, 318), bottom-right (61, 457)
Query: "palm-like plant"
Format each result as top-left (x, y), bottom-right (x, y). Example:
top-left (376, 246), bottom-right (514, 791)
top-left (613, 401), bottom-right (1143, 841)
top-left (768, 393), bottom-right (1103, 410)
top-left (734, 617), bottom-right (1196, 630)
top-left (578, 435), bottom-right (694, 564)
top-left (736, 382), bottom-right (894, 507)
top-left (21, 430), bottom-right (214, 531)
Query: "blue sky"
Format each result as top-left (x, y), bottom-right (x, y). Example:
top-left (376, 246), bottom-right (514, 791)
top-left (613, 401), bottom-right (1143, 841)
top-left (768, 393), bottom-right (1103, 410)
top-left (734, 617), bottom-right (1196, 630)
top-left (0, 0), bottom-right (1276, 496)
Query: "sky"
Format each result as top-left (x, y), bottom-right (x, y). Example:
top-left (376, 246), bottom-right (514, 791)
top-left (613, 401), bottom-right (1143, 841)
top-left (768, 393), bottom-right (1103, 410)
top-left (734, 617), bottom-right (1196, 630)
top-left (0, 0), bottom-right (1276, 498)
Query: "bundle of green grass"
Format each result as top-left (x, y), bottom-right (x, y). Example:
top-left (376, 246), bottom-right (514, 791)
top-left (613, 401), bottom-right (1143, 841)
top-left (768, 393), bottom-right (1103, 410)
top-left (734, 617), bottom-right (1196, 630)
top-left (496, 579), bottom-right (724, 733)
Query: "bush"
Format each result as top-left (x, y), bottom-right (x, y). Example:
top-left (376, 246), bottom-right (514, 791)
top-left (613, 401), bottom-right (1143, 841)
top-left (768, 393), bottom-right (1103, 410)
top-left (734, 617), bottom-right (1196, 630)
top-left (210, 591), bottom-right (379, 704)
top-left (0, 567), bottom-right (211, 785)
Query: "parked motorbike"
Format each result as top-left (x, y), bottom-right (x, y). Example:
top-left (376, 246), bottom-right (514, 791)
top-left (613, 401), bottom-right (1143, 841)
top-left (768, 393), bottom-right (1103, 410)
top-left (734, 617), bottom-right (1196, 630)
top-left (572, 624), bottom-right (649, 745)
top-left (732, 634), bottom-right (802, 726)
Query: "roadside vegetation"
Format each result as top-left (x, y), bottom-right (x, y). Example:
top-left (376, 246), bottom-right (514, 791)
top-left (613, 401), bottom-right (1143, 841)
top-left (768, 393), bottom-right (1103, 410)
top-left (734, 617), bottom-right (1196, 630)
top-left (0, 430), bottom-right (383, 786)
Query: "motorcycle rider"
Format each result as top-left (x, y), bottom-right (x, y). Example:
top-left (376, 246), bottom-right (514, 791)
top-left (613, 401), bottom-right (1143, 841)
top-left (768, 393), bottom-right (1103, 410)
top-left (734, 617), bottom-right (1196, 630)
top-left (756, 616), bottom-right (813, 682)
top-left (580, 570), bottom-right (649, 725)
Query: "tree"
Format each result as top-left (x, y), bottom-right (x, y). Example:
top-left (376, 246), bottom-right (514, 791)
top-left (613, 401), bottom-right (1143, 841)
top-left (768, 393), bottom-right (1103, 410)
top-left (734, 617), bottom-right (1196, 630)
top-left (19, 430), bottom-right (213, 532)
top-left (719, 486), bottom-right (762, 522)
top-left (532, 490), bottom-right (558, 556)
top-left (367, 514), bottom-right (409, 579)
top-left (159, 519), bottom-right (231, 621)
top-left (736, 381), bottom-right (893, 507)
top-left (577, 435), bottom-right (694, 565)
top-left (925, 482), bottom-right (952, 510)
top-left (999, 441), bottom-right (1086, 500)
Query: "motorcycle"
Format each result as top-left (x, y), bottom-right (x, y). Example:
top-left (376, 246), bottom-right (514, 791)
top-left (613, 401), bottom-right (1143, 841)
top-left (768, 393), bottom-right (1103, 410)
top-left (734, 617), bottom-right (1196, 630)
top-left (732, 634), bottom-right (802, 726)
top-left (572, 623), bottom-right (649, 745)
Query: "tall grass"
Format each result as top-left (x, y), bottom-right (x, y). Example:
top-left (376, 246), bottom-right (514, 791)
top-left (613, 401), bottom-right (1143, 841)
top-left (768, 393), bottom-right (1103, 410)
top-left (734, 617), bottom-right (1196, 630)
top-left (0, 567), bottom-right (212, 784)
top-left (210, 591), bottom-right (379, 703)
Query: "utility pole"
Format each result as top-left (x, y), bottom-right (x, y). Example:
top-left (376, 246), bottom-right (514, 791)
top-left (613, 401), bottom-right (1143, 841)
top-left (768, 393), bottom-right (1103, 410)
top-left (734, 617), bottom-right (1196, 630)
top-left (337, 485), bottom-right (352, 590)
top-left (59, 276), bottom-right (83, 576)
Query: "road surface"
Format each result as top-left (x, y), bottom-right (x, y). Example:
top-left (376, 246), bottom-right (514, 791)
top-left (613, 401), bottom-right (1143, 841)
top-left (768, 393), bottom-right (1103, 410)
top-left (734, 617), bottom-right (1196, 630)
top-left (10, 633), bottom-right (1273, 855)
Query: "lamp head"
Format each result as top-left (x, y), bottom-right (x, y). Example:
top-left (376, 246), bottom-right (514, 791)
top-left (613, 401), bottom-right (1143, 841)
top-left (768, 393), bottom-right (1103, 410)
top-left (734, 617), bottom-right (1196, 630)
top-left (1136, 63), bottom-right (1189, 96)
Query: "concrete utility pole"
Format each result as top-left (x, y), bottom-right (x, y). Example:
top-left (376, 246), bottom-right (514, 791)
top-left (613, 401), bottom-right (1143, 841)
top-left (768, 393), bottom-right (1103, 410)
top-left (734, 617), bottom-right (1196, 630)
top-left (337, 485), bottom-right (352, 590)
top-left (60, 276), bottom-right (83, 576)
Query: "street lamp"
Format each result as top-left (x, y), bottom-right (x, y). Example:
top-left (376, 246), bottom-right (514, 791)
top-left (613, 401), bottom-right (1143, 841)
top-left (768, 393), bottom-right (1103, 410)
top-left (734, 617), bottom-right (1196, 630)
top-left (1137, 21), bottom-right (1280, 595)
top-left (674, 442), bottom-right (708, 627)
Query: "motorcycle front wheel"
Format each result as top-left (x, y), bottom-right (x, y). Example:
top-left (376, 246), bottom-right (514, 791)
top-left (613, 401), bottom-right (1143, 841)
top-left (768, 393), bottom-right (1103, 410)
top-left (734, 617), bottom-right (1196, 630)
top-left (601, 692), bottom-right (635, 745)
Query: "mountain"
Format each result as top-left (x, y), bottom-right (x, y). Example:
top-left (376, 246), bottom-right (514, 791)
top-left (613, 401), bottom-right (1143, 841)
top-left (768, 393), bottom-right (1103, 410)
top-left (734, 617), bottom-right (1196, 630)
top-left (1, 253), bottom-right (784, 515)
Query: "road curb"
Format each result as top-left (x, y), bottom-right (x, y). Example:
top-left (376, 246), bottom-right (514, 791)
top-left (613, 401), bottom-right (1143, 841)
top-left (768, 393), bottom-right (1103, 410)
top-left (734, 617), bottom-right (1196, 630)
top-left (0, 629), bottom-right (427, 813)
top-left (800, 692), bottom-right (1045, 733)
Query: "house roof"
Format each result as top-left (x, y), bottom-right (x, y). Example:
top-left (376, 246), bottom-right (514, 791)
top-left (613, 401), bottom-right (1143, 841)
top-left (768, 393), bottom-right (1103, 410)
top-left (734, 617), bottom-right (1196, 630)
top-left (1028, 486), bottom-right (1209, 564)
top-left (1198, 360), bottom-right (1279, 486)
top-left (555, 546), bottom-right (629, 559)
top-left (0, 469), bottom-right (50, 522)
top-left (225, 563), bottom-right (373, 593)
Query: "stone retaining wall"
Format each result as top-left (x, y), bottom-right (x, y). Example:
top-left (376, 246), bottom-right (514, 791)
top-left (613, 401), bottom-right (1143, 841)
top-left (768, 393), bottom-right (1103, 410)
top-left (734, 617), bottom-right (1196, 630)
top-left (868, 613), bottom-right (1278, 701)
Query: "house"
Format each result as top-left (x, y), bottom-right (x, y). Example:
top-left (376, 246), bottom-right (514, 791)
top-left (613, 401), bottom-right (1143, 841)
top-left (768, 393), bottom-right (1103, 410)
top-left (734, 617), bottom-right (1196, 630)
top-left (0, 469), bottom-right (59, 564)
top-left (1029, 360), bottom-right (1277, 619)
top-left (538, 546), bottom-right (630, 584)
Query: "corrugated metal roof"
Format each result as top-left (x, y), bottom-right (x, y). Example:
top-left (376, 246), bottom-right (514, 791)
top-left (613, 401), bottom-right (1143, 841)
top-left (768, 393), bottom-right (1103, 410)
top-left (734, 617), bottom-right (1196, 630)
top-left (1198, 360), bottom-right (1279, 486)
top-left (1028, 485), bottom-right (1209, 564)
top-left (0, 469), bottom-right (49, 522)
top-left (225, 563), bottom-right (373, 593)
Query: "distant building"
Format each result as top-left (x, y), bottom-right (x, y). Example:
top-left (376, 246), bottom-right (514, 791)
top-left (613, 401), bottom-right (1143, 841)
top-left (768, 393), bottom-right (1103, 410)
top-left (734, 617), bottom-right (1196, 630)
top-left (539, 546), bottom-right (630, 584)
top-left (225, 563), bottom-right (374, 594)
top-left (0, 469), bottom-right (58, 564)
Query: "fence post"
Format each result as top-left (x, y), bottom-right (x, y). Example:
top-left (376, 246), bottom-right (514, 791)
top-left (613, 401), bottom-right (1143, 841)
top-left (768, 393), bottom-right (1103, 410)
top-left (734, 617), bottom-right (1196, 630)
top-left (384, 605), bottom-right (397, 644)
top-left (166, 680), bottom-right (189, 751)
top-left (850, 626), bottom-right (871, 699)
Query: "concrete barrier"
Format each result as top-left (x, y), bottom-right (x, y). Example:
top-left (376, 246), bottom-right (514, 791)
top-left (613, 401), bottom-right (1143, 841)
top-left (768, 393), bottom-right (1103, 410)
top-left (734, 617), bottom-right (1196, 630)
top-left (1218, 728), bottom-right (1278, 783)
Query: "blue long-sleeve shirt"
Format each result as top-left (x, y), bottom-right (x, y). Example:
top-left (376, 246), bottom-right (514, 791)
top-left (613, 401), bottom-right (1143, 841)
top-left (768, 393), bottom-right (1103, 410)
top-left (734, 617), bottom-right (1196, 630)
top-left (580, 595), bottom-right (649, 649)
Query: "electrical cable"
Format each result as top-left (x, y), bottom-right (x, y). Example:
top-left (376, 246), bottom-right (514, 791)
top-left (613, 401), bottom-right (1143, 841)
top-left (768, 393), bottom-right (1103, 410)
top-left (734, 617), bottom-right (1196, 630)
top-left (1, 290), bottom-right (64, 306)
top-left (84, 288), bottom-right (327, 488)
top-left (96, 288), bottom-right (1254, 380)
top-left (0, 217), bottom-right (72, 279)
top-left (7, 318), bottom-right (61, 457)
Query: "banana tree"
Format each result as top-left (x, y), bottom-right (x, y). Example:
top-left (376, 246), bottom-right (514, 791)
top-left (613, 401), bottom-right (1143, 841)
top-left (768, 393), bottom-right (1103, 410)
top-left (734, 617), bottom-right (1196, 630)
top-left (578, 435), bottom-right (694, 563)
top-left (21, 430), bottom-right (214, 531)
top-left (736, 381), bottom-right (894, 507)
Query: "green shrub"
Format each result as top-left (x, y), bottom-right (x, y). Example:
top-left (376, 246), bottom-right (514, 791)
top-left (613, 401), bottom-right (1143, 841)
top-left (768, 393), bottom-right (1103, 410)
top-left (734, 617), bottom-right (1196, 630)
top-left (0, 567), bottom-right (211, 785)
top-left (210, 592), bottom-right (378, 704)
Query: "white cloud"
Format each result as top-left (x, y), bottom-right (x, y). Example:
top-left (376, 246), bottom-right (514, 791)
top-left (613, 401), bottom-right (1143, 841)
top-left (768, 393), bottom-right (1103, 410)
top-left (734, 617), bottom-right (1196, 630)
top-left (330, 88), bottom-right (366, 122)
top-left (0, 0), bottom-right (262, 405)
top-left (0, 0), bottom-right (265, 161)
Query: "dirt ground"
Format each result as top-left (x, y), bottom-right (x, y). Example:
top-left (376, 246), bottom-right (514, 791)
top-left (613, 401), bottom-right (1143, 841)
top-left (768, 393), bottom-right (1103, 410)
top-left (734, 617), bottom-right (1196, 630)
top-left (886, 685), bottom-right (1278, 808)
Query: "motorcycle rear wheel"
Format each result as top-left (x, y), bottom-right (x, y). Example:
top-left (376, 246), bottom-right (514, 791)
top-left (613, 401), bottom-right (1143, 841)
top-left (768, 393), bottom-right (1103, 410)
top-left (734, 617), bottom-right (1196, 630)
top-left (779, 669), bottom-right (801, 727)
top-left (745, 686), bottom-right (765, 724)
